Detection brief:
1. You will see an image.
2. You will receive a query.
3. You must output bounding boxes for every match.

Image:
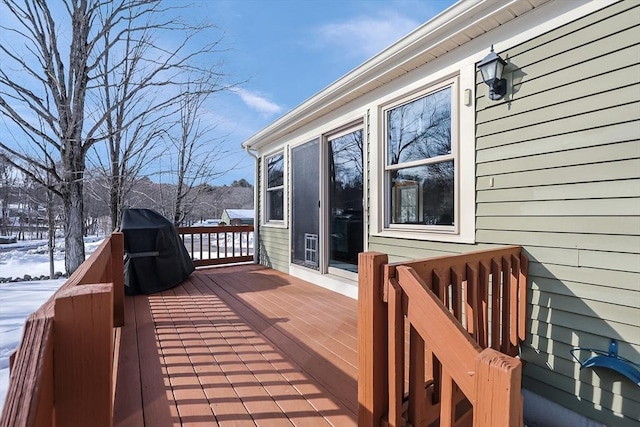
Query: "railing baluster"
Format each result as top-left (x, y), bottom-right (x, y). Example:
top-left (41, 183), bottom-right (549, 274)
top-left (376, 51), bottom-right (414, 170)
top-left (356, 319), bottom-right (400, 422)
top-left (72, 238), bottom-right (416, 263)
top-left (432, 269), bottom-right (447, 305)
top-left (451, 267), bottom-right (463, 322)
top-left (518, 254), bottom-right (529, 342)
top-left (408, 325), bottom-right (425, 427)
top-left (388, 279), bottom-right (404, 427)
top-left (439, 367), bottom-right (455, 427)
top-left (190, 232), bottom-right (194, 258)
top-left (466, 263), bottom-right (479, 340)
top-left (501, 256), bottom-right (512, 355)
top-left (478, 261), bottom-right (490, 349)
top-left (510, 254), bottom-right (520, 353)
top-left (490, 259), bottom-right (501, 351)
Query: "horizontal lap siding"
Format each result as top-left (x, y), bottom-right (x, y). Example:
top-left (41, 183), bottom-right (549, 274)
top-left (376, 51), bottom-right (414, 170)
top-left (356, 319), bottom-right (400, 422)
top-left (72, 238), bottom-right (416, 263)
top-left (477, 2), bottom-right (640, 425)
top-left (259, 227), bottom-right (289, 273)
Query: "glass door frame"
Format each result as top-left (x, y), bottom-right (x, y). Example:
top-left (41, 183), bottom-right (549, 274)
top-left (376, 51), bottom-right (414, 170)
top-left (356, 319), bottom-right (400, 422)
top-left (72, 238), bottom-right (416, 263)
top-left (321, 121), bottom-right (365, 281)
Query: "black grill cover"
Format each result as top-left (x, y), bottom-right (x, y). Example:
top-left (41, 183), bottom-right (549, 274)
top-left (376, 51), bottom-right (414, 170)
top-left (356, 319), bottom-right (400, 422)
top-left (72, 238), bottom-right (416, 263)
top-left (121, 208), bottom-right (194, 295)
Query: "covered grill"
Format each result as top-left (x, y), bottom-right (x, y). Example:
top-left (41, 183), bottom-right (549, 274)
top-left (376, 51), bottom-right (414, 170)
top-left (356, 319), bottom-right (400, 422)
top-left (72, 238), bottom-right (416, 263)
top-left (120, 208), bottom-right (194, 295)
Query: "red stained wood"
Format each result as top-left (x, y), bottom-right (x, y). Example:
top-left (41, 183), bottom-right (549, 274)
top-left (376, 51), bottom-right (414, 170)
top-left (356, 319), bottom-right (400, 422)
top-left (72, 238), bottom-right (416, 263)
top-left (357, 252), bottom-right (388, 427)
top-left (387, 280), bottom-right (403, 427)
top-left (113, 264), bottom-right (358, 426)
top-left (54, 284), bottom-right (114, 427)
top-left (113, 296), bottom-right (144, 427)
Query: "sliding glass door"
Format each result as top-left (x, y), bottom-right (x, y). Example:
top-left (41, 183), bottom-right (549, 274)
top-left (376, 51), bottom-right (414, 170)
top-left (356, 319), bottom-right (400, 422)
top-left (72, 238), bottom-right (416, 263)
top-left (291, 139), bottom-right (320, 269)
top-left (327, 128), bottom-right (363, 273)
top-left (290, 128), bottom-right (364, 276)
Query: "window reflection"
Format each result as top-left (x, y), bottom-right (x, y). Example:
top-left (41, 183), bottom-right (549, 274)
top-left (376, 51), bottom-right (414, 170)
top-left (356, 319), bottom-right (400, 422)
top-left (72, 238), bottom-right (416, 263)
top-left (266, 153), bottom-right (284, 221)
top-left (329, 129), bottom-right (363, 270)
top-left (386, 85), bottom-right (454, 228)
top-left (391, 162), bottom-right (454, 226)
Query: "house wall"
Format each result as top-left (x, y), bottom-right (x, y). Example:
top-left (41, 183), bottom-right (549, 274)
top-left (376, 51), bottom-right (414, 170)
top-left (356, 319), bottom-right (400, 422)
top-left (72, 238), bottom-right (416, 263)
top-left (369, 2), bottom-right (640, 425)
top-left (477, 5), bottom-right (639, 425)
top-left (251, 1), bottom-right (639, 423)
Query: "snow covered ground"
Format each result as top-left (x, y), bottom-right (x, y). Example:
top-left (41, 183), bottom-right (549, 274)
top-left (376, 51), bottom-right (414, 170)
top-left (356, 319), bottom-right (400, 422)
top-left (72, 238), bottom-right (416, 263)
top-left (0, 237), bottom-right (104, 410)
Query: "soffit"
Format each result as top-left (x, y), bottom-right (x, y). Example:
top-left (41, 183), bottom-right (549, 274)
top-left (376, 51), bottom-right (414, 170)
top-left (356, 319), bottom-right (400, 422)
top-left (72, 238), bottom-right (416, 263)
top-left (243, 0), bottom-right (552, 150)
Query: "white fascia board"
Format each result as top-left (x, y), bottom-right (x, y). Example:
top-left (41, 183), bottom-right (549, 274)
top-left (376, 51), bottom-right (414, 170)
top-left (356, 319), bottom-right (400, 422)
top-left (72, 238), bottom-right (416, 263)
top-left (241, 0), bottom-right (521, 151)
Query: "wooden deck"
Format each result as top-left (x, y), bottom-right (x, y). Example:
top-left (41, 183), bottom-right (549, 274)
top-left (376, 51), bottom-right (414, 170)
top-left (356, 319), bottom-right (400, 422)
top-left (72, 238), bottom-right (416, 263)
top-left (113, 264), bottom-right (358, 427)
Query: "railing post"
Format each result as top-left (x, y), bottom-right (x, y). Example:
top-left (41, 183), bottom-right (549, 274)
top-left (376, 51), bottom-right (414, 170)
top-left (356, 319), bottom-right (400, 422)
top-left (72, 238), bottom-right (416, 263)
top-left (358, 251), bottom-right (389, 427)
top-left (54, 284), bottom-right (114, 427)
top-left (474, 348), bottom-right (523, 427)
top-left (111, 232), bottom-right (125, 327)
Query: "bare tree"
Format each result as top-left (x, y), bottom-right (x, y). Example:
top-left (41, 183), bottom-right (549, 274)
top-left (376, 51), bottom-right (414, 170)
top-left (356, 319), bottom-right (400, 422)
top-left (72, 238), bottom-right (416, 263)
top-left (163, 76), bottom-right (236, 226)
top-left (0, 0), bottom-right (233, 273)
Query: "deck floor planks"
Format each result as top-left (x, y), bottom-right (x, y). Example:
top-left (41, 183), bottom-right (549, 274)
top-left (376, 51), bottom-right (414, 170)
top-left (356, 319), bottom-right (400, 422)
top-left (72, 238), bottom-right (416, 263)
top-left (195, 268), bottom-right (359, 414)
top-left (155, 288), bottom-right (219, 426)
top-left (182, 276), bottom-right (331, 426)
top-left (202, 268), bottom-right (358, 369)
top-left (133, 295), bottom-right (180, 426)
top-left (178, 277), bottom-right (300, 426)
top-left (210, 268), bottom-right (358, 359)
top-left (229, 267), bottom-right (358, 335)
top-left (115, 264), bottom-right (358, 426)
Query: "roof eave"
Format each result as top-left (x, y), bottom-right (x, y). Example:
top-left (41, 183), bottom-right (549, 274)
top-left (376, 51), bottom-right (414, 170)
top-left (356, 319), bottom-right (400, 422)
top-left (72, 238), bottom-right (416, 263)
top-left (241, 0), bottom-right (541, 151)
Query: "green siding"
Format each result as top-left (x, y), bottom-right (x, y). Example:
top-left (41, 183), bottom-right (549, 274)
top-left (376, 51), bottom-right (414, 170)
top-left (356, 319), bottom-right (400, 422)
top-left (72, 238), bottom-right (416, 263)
top-left (259, 227), bottom-right (289, 272)
top-left (370, 2), bottom-right (640, 425)
top-left (483, 3), bottom-right (640, 424)
top-left (256, 157), bottom-right (290, 273)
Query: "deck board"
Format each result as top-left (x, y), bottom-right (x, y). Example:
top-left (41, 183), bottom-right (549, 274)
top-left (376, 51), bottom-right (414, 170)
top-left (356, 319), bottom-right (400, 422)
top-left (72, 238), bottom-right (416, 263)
top-left (114, 265), bottom-right (358, 426)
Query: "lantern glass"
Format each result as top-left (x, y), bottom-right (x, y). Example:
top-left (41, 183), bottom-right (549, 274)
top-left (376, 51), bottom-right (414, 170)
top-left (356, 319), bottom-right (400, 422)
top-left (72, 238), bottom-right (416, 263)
top-left (478, 46), bottom-right (505, 83)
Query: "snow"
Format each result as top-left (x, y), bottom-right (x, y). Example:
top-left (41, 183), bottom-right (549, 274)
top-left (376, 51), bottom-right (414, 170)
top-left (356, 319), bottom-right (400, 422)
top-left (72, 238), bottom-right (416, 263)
top-left (0, 233), bottom-right (253, 412)
top-left (0, 237), bottom-right (104, 411)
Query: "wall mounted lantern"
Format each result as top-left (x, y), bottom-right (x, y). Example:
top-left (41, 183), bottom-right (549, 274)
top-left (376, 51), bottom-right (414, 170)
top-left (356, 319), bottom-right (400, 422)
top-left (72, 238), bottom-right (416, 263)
top-left (478, 45), bottom-right (507, 100)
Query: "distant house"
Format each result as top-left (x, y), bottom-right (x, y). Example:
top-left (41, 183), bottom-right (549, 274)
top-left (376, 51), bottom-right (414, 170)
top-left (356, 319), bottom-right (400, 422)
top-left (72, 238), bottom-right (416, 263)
top-left (191, 218), bottom-right (221, 227)
top-left (241, 1), bottom-right (640, 426)
top-left (221, 209), bottom-right (254, 226)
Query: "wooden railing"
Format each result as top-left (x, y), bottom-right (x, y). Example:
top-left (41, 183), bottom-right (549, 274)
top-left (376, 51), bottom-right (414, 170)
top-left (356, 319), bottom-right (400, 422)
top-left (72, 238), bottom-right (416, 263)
top-left (176, 225), bottom-right (254, 267)
top-left (358, 246), bottom-right (529, 427)
top-left (0, 232), bottom-right (124, 427)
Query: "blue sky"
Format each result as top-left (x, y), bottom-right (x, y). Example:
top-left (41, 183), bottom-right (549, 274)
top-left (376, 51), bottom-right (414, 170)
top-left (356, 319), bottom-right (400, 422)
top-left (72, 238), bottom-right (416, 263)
top-left (0, 0), bottom-right (458, 186)
top-left (187, 0), bottom-right (458, 184)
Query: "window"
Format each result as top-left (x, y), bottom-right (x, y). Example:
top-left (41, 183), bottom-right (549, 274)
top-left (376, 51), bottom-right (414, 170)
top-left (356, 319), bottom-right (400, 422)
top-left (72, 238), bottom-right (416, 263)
top-left (384, 81), bottom-right (456, 231)
top-left (265, 152), bottom-right (284, 222)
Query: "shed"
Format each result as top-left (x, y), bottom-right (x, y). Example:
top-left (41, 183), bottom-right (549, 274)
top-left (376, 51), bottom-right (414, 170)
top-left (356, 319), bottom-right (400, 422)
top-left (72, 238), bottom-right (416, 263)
top-left (221, 209), bottom-right (254, 226)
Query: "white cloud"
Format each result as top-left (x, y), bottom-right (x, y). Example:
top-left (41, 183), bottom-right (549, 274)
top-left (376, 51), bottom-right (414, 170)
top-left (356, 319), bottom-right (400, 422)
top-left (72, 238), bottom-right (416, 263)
top-left (316, 11), bottom-right (422, 60)
top-left (234, 88), bottom-right (283, 116)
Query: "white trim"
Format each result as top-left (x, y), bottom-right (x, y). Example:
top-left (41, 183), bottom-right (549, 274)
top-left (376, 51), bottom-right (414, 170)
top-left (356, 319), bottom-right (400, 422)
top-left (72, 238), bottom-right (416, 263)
top-left (242, 0), bottom-right (614, 151)
top-left (262, 150), bottom-right (287, 227)
top-left (322, 121), bottom-right (365, 276)
top-left (370, 64), bottom-right (475, 244)
top-left (289, 264), bottom-right (358, 299)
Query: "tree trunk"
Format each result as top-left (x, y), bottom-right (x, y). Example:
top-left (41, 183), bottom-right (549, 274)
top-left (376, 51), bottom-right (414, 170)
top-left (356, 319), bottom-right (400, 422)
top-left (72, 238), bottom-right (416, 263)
top-left (110, 179), bottom-right (119, 231)
top-left (64, 175), bottom-right (86, 275)
top-left (47, 184), bottom-right (55, 279)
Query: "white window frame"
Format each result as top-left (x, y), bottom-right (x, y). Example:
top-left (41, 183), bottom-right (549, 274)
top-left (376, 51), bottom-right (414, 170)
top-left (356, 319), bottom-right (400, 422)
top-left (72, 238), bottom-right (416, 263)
top-left (383, 77), bottom-right (458, 233)
top-left (371, 69), bottom-right (475, 244)
top-left (263, 150), bottom-right (286, 226)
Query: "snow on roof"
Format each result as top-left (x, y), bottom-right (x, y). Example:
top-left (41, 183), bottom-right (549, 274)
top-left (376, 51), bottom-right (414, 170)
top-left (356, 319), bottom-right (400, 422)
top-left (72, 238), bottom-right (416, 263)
top-left (224, 209), bottom-right (254, 219)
